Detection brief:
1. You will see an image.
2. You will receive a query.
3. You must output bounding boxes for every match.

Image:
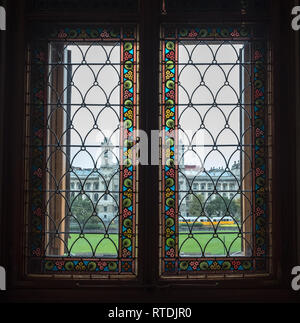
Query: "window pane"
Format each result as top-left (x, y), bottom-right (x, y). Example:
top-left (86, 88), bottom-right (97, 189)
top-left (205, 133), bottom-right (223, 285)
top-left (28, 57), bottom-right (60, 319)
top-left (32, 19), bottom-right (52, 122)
top-left (177, 42), bottom-right (249, 258)
top-left (27, 26), bottom-right (138, 276)
top-left (46, 43), bottom-right (121, 258)
top-left (160, 25), bottom-right (269, 277)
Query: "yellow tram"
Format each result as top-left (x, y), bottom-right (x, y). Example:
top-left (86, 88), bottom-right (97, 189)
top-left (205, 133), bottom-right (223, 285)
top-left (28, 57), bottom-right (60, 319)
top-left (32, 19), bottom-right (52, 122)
top-left (179, 216), bottom-right (237, 227)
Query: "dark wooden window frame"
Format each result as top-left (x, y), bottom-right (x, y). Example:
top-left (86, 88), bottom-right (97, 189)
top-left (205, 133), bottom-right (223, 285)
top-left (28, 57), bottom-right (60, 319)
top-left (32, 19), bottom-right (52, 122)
top-left (1, 0), bottom-right (300, 302)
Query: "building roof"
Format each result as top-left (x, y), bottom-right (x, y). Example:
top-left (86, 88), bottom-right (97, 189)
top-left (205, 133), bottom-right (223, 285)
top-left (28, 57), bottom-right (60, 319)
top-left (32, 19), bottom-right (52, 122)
top-left (70, 167), bottom-right (119, 179)
top-left (70, 162), bottom-right (240, 180)
top-left (182, 161), bottom-right (240, 179)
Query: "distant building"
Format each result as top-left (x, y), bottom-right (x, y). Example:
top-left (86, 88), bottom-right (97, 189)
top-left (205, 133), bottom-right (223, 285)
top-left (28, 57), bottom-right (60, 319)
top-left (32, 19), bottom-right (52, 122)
top-left (178, 161), bottom-right (241, 218)
top-left (70, 138), bottom-right (119, 223)
top-left (70, 140), bottom-right (241, 221)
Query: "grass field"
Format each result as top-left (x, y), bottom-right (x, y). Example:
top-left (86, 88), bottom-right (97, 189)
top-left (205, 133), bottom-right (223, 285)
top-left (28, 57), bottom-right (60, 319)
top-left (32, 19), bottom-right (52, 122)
top-left (179, 232), bottom-right (242, 255)
top-left (67, 232), bottom-right (241, 256)
top-left (67, 234), bottom-right (119, 256)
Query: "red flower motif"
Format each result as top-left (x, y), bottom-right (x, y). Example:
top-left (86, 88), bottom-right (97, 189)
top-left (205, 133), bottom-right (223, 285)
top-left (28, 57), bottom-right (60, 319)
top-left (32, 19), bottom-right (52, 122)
top-left (55, 261), bottom-right (64, 270)
top-left (166, 168), bottom-right (175, 178)
top-left (123, 208), bottom-right (132, 218)
top-left (100, 30), bottom-right (109, 38)
top-left (166, 51), bottom-right (175, 61)
top-left (255, 207), bottom-right (264, 217)
top-left (34, 168), bottom-right (43, 178)
top-left (256, 168), bottom-right (264, 177)
top-left (254, 50), bottom-right (263, 61)
top-left (123, 52), bottom-right (133, 60)
top-left (124, 90), bottom-right (133, 99)
top-left (232, 260), bottom-right (241, 270)
top-left (255, 89), bottom-right (263, 99)
top-left (166, 208), bottom-right (175, 217)
top-left (122, 248), bottom-right (131, 258)
top-left (123, 168), bottom-right (132, 178)
top-left (188, 30), bottom-right (198, 38)
top-left (231, 29), bottom-right (240, 37)
top-left (190, 261), bottom-right (199, 270)
top-left (58, 30), bottom-right (68, 39)
top-left (166, 248), bottom-right (175, 257)
top-left (256, 128), bottom-right (264, 138)
top-left (33, 208), bottom-right (42, 217)
top-left (97, 261), bottom-right (107, 270)
top-left (166, 90), bottom-right (175, 100)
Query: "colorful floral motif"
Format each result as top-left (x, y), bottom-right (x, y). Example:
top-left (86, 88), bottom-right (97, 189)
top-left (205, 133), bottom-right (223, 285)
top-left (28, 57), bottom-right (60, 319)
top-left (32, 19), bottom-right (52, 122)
top-left (253, 42), bottom-right (267, 268)
top-left (44, 259), bottom-right (119, 273)
top-left (163, 26), bottom-right (250, 40)
top-left (53, 27), bottom-right (123, 40)
top-left (178, 259), bottom-right (253, 272)
top-left (163, 39), bottom-right (177, 265)
top-left (120, 36), bottom-right (136, 268)
top-left (29, 47), bottom-right (46, 260)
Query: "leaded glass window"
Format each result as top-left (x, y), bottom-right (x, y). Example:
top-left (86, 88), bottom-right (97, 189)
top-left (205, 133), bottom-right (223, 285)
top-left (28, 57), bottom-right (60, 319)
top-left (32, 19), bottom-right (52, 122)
top-left (26, 21), bottom-right (270, 280)
top-left (26, 25), bottom-right (138, 276)
top-left (160, 25), bottom-right (270, 277)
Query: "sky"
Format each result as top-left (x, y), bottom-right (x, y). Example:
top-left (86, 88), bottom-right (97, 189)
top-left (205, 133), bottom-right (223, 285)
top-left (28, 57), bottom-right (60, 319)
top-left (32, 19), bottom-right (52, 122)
top-left (48, 42), bottom-right (249, 172)
top-left (177, 42), bottom-right (247, 171)
top-left (66, 43), bottom-right (121, 169)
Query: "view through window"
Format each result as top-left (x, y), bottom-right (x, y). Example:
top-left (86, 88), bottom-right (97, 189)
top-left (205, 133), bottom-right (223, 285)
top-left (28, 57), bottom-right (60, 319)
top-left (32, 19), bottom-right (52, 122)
top-left (176, 42), bottom-right (251, 257)
top-left (160, 25), bottom-right (268, 276)
top-left (26, 24), bottom-right (269, 277)
top-left (46, 43), bottom-right (121, 258)
top-left (27, 26), bottom-right (138, 275)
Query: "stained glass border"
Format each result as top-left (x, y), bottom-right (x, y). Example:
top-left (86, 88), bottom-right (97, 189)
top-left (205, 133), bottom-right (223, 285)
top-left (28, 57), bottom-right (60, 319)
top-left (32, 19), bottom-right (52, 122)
top-left (26, 24), bottom-right (138, 276)
top-left (160, 24), bottom-right (269, 277)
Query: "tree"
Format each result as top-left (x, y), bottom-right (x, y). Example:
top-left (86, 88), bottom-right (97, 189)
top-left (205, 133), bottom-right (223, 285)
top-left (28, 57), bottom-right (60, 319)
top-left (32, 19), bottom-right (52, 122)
top-left (188, 194), bottom-right (205, 218)
top-left (70, 196), bottom-right (100, 229)
top-left (205, 196), bottom-right (240, 220)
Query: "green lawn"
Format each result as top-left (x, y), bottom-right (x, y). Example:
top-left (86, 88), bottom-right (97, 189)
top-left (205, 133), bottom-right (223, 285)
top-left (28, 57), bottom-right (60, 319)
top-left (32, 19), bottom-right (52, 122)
top-left (179, 232), bottom-right (242, 255)
top-left (67, 232), bottom-right (241, 256)
top-left (67, 233), bottom-right (119, 256)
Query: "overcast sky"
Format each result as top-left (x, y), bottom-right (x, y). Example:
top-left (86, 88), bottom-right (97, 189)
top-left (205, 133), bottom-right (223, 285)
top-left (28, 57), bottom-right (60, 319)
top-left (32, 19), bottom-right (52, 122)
top-left (50, 42), bottom-right (249, 172)
top-left (67, 44), bottom-right (121, 169)
top-left (178, 42), bottom-right (247, 171)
